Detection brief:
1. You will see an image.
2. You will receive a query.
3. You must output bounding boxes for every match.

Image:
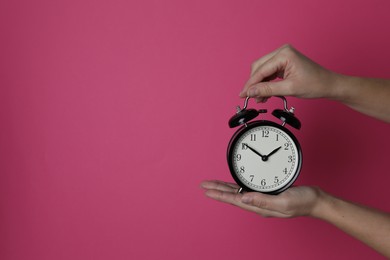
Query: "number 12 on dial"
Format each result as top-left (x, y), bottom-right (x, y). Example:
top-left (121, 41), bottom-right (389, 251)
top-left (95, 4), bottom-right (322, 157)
top-left (227, 121), bottom-right (302, 194)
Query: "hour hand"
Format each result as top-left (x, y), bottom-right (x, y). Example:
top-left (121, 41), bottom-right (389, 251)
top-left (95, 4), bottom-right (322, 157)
top-left (266, 146), bottom-right (282, 158)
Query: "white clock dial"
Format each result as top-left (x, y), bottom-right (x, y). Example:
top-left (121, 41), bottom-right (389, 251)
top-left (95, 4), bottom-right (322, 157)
top-left (230, 123), bottom-right (301, 193)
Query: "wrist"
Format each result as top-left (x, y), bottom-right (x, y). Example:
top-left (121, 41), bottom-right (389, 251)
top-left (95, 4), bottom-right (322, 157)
top-left (325, 72), bottom-right (351, 101)
top-left (308, 188), bottom-right (336, 219)
top-left (326, 73), bottom-right (366, 104)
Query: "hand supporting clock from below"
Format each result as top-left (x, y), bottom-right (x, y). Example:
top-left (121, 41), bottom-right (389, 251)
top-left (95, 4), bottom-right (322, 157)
top-left (201, 180), bottom-right (322, 218)
top-left (202, 44), bottom-right (390, 258)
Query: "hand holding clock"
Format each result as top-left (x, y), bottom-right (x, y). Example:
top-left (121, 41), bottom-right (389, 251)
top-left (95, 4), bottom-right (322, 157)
top-left (201, 179), bottom-right (390, 257)
top-left (200, 180), bottom-right (321, 218)
top-left (202, 44), bottom-right (390, 257)
top-left (240, 44), bottom-right (390, 123)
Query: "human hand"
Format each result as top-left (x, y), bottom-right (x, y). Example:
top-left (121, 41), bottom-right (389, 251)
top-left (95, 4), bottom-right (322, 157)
top-left (240, 44), bottom-right (341, 103)
top-left (200, 180), bottom-right (322, 218)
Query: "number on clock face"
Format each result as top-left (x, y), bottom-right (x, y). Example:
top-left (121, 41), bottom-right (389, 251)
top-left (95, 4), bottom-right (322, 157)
top-left (231, 125), bottom-right (300, 193)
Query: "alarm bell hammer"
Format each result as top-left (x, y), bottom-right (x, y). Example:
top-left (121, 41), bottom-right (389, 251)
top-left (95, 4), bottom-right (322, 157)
top-left (228, 96), bottom-right (301, 130)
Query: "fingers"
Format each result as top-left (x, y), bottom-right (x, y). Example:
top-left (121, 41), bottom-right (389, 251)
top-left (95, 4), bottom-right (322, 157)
top-left (201, 180), bottom-right (243, 207)
top-left (202, 180), bottom-right (318, 218)
top-left (239, 44), bottom-right (295, 99)
top-left (247, 80), bottom-right (293, 100)
top-left (240, 68), bottom-right (291, 100)
top-left (249, 46), bottom-right (284, 77)
top-left (200, 180), bottom-right (240, 192)
top-left (204, 189), bottom-right (243, 206)
top-left (240, 187), bottom-right (319, 218)
top-left (241, 192), bottom-right (285, 211)
top-left (201, 180), bottom-right (292, 218)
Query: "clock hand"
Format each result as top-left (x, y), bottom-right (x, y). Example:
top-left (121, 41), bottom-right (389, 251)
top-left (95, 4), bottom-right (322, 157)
top-left (266, 146), bottom-right (282, 158)
top-left (244, 144), bottom-right (268, 161)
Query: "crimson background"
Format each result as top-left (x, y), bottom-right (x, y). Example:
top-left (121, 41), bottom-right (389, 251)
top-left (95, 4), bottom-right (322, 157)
top-left (1, 0), bottom-right (390, 259)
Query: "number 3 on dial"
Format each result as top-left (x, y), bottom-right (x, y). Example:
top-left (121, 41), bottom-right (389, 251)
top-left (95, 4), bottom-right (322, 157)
top-left (227, 121), bottom-right (302, 194)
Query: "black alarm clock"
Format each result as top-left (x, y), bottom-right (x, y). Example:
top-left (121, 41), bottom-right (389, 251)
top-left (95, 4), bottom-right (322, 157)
top-left (227, 96), bottom-right (302, 194)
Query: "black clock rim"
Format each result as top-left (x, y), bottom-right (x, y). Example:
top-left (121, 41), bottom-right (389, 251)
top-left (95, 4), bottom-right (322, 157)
top-left (226, 120), bottom-right (303, 195)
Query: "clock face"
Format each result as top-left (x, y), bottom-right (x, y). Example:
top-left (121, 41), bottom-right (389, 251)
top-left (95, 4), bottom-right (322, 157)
top-left (227, 121), bottom-right (302, 194)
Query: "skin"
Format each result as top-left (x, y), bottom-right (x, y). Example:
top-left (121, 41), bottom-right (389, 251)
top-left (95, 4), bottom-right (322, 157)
top-left (240, 44), bottom-right (390, 122)
top-left (201, 45), bottom-right (390, 257)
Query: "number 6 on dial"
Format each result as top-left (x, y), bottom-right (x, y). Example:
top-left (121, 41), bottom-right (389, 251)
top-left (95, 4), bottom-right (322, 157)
top-left (227, 97), bottom-right (303, 194)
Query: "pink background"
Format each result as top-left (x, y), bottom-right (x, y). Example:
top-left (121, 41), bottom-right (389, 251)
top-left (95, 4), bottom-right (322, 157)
top-left (1, 0), bottom-right (390, 259)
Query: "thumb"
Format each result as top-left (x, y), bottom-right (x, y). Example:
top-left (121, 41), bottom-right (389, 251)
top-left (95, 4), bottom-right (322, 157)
top-left (246, 80), bottom-right (293, 99)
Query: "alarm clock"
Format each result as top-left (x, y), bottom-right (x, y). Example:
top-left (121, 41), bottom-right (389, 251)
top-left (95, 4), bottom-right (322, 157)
top-left (227, 96), bottom-right (302, 194)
